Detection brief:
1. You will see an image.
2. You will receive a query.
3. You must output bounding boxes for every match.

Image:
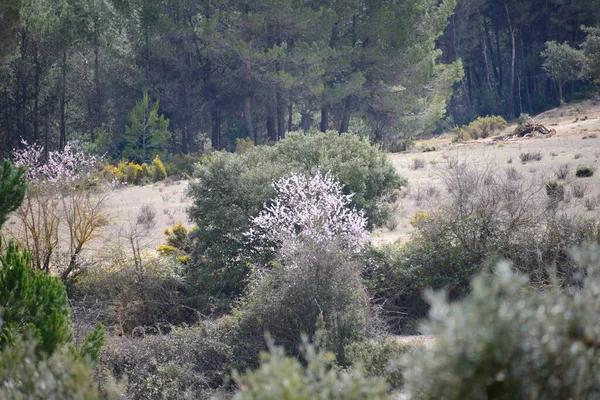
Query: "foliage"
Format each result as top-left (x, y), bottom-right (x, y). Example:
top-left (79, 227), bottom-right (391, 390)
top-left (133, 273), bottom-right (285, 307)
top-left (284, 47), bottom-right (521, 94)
top-left (76, 322), bottom-right (106, 365)
top-left (582, 26), bottom-right (600, 83)
top-left (236, 172), bottom-right (376, 364)
top-left (545, 180), bottom-right (564, 202)
top-left (364, 164), bottom-right (600, 331)
top-left (152, 155), bottom-right (167, 182)
top-left (101, 157), bottom-right (168, 185)
top-left (576, 166), bottom-right (595, 177)
top-left (541, 41), bottom-right (587, 102)
top-left (0, 160), bottom-right (26, 228)
top-left (187, 131), bottom-right (404, 307)
top-left (99, 324), bottom-right (232, 399)
top-left (453, 115), bottom-right (507, 142)
top-left (120, 92), bottom-right (171, 164)
top-left (519, 151), bottom-right (543, 162)
top-left (403, 247), bottom-right (600, 399)
top-left (71, 256), bottom-right (195, 335)
top-left (232, 336), bottom-right (389, 400)
top-left (0, 336), bottom-right (104, 400)
top-left (237, 239), bottom-right (372, 366)
top-left (344, 338), bottom-right (410, 389)
top-left (0, 238), bottom-right (73, 356)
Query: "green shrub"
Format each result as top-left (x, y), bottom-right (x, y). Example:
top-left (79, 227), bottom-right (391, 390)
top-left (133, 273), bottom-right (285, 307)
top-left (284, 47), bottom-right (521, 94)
top-left (520, 151), bottom-right (543, 162)
top-left (576, 166), bottom-right (595, 177)
top-left (453, 116), bottom-right (507, 142)
top-left (0, 160), bottom-right (27, 228)
top-left (0, 336), bottom-right (106, 400)
top-left (187, 130), bottom-right (405, 307)
top-left (403, 247), bottom-right (600, 399)
top-left (344, 338), bottom-right (410, 389)
top-left (364, 164), bottom-right (599, 331)
top-left (545, 180), bottom-right (565, 202)
top-left (0, 239), bottom-right (73, 355)
top-left (236, 241), bottom-right (372, 365)
top-left (232, 336), bottom-right (389, 400)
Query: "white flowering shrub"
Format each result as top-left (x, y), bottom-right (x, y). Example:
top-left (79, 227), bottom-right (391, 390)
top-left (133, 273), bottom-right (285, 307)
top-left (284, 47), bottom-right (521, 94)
top-left (248, 172), bottom-right (367, 256)
top-left (236, 172), bottom-right (376, 364)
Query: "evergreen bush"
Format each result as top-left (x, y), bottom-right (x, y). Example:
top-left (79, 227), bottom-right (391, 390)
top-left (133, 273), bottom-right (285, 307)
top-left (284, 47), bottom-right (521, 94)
top-left (404, 247), bottom-right (600, 399)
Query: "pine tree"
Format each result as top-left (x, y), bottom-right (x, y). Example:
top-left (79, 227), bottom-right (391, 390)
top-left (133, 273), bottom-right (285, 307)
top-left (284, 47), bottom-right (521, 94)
top-left (0, 160), bottom-right (26, 228)
top-left (120, 92), bottom-right (171, 164)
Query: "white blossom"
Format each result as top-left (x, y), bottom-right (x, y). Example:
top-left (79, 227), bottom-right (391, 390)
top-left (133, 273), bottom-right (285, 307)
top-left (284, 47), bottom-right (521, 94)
top-left (248, 172), bottom-right (367, 256)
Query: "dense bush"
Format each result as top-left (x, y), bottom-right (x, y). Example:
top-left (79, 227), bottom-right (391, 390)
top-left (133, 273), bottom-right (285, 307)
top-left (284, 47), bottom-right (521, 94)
top-left (0, 336), bottom-right (108, 399)
top-left (0, 239), bottom-right (73, 355)
top-left (187, 130), bottom-right (404, 308)
top-left (344, 338), bottom-right (410, 389)
top-left (232, 336), bottom-right (389, 400)
top-left (71, 257), bottom-right (195, 335)
top-left (237, 241), bottom-right (372, 365)
top-left (236, 172), bottom-right (377, 365)
top-left (453, 115), bottom-right (507, 142)
top-left (404, 247), bottom-right (600, 399)
top-left (365, 164), bottom-right (599, 331)
top-left (99, 324), bottom-right (232, 399)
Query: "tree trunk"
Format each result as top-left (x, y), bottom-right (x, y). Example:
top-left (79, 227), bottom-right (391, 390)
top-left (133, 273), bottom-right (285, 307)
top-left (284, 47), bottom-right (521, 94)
top-left (504, 0), bottom-right (516, 118)
top-left (320, 107), bottom-right (328, 132)
top-left (244, 93), bottom-right (255, 142)
top-left (301, 112), bottom-right (312, 132)
top-left (59, 50), bottom-right (67, 149)
top-left (287, 103), bottom-right (293, 132)
top-left (339, 97), bottom-right (352, 133)
top-left (266, 95), bottom-right (277, 142)
top-left (211, 103), bottom-right (221, 150)
top-left (276, 91), bottom-right (286, 140)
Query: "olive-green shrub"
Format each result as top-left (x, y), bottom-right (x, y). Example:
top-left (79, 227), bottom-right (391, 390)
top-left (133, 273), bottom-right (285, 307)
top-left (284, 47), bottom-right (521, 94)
top-left (453, 115), bottom-right (508, 142)
top-left (0, 335), bottom-right (105, 400)
top-left (364, 164), bottom-right (599, 331)
top-left (187, 130), bottom-right (405, 308)
top-left (232, 336), bottom-right (389, 400)
top-left (99, 324), bottom-right (232, 399)
top-left (235, 241), bottom-right (372, 365)
top-left (403, 246), bottom-right (600, 399)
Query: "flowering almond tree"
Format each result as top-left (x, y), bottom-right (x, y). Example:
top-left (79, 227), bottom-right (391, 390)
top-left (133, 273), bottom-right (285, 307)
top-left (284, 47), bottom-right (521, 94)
top-left (248, 171), bottom-right (367, 257)
top-left (11, 142), bottom-right (111, 278)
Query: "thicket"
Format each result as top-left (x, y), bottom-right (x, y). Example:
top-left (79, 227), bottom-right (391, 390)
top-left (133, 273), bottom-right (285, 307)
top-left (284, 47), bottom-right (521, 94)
top-left (365, 163), bottom-right (599, 332)
top-left (404, 247), bottom-right (600, 399)
top-left (0, 158), bottom-right (109, 398)
top-left (187, 131), bottom-right (405, 310)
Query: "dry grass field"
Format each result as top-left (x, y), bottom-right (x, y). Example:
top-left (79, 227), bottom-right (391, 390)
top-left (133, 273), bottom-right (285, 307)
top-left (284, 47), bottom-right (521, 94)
top-left (373, 98), bottom-right (600, 245)
top-left (4, 99), bottom-right (600, 262)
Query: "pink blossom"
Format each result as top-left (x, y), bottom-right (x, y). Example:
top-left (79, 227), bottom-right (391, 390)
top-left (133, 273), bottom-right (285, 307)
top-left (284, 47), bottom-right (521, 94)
top-left (13, 140), bottom-right (101, 184)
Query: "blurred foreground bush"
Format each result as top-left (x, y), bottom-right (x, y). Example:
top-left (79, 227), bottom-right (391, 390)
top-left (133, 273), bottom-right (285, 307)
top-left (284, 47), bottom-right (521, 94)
top-left (404, 245), bottom-right (600, 399)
